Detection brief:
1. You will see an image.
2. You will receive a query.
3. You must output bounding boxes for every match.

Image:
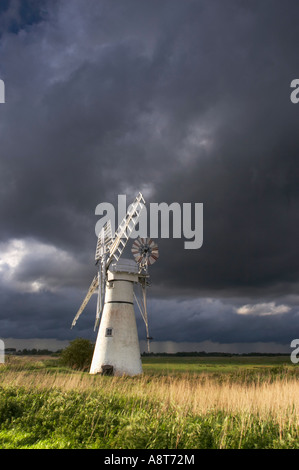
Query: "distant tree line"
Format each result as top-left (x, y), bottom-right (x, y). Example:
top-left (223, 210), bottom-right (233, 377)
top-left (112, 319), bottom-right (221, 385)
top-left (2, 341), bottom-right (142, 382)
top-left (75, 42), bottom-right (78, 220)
top-left (141, 351), bottom-right (290, 357)
top-left (6, 346), bottom-right (290, 358)
top-left (6, 348), bottom-right (61, 356)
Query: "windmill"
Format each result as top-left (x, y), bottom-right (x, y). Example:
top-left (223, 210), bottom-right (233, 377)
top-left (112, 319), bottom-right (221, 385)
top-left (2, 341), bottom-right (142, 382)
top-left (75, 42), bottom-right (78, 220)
top-left (71, 192), bottom-right (158, 376)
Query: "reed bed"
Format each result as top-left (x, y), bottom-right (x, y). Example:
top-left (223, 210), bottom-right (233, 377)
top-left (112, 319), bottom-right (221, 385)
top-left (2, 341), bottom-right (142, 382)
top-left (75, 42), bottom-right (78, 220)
top-left (0, 358), bottom-right (298, 448)
top-left (1, 361), bottom-right (299, 417)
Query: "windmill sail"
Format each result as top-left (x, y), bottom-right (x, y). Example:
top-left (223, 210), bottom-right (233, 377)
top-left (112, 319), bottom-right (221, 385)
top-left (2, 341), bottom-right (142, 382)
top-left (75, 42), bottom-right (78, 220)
top-left (95, 220), bottom-right (113, 263)
top-left (71, 275), bottom-right (99, 328)
top-left (107, 192), bottom-right (145, 266)
top-left (71, 192), bottom-right (145, 331)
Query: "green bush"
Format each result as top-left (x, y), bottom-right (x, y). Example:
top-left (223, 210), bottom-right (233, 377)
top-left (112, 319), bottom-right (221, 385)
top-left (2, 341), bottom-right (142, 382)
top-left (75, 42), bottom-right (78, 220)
top-left (59, 338), bottom-right (94, 371)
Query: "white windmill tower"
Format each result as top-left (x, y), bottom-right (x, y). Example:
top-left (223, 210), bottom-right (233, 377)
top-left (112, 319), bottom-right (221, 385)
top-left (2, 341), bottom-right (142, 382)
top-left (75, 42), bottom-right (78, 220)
top-left (71, 192), bottom-right (158, 376)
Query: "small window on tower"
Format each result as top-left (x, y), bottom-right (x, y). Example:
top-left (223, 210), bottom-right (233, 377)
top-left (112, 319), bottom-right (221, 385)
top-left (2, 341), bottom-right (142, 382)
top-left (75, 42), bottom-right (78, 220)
top-left (105, 328), bottom-right (113, 337)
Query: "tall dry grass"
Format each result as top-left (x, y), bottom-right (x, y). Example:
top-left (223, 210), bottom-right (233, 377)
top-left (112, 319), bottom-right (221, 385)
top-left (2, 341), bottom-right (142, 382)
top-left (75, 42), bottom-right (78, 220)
top-left (1, 360), bottom-right (299, 426)
top-left (1, 358), bottom-right (299, 448)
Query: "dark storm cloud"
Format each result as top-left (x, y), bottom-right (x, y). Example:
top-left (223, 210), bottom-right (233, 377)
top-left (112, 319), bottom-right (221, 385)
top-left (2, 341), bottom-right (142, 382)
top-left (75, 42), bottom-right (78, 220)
top-left (147, 1), bottom-right (299, 298)
top-left (1, 0), bottom-right (299, 348)
top-left (0, 0), bottom-right (47, 36)
top-left (140, 297), bottom-right (299, 347)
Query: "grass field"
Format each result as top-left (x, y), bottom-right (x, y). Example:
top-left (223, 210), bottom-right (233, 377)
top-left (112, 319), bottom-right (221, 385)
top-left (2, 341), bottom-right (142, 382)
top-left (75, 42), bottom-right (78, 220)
top-left (0, 355), bottom-right (298, 449)
top-left (142, 354), bottom-right (292, 375)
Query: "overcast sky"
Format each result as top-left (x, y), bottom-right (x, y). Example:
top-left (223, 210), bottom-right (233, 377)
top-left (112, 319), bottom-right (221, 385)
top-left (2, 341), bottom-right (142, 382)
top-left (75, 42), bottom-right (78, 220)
top-left (1, 0), bottom-right (299, 353)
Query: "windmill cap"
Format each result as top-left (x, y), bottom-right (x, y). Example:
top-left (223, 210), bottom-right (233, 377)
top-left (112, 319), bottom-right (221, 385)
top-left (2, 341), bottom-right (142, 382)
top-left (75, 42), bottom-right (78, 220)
top-left (109, 258), bottom-right (139, 274)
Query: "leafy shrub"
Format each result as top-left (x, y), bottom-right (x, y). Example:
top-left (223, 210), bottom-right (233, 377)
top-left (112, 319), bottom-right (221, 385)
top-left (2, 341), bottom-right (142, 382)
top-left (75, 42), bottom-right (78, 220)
top-left (59, 338), bottom-right (94, 371)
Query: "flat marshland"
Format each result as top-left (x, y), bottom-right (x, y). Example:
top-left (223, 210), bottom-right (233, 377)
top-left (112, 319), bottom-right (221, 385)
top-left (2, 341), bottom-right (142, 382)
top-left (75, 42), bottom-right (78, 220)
top-left (0, 355), bottom-right (299, 449)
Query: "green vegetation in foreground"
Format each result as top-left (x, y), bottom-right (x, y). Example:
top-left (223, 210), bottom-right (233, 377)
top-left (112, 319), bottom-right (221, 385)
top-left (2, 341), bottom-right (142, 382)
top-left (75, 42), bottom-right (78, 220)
top-left (0, 384), bottom-right (298, 449)
top-left (0, 355), bottom-right (298, 449)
